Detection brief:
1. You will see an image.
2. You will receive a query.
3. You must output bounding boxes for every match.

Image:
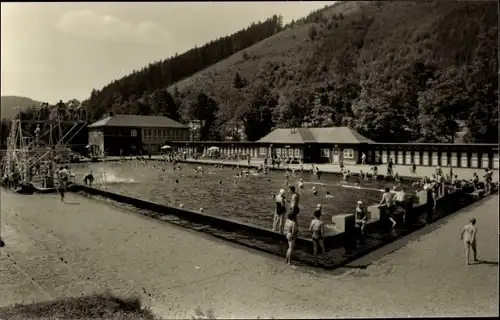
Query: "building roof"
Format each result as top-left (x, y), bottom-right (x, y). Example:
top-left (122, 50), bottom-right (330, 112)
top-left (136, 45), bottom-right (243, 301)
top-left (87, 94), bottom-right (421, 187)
top-left (257, 127), bottom-right (374, 144)
top-left (88, 114), bottom-right (188, 129)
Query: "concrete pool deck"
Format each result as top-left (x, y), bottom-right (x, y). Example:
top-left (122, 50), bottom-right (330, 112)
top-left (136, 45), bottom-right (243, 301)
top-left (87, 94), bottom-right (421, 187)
top-left (1, 190), bottom-right (498, 318)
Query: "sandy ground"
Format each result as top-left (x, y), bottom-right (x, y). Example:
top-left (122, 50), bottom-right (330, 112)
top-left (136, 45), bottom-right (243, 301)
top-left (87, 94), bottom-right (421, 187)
top-left (0, 190), bottom-right (498, 318)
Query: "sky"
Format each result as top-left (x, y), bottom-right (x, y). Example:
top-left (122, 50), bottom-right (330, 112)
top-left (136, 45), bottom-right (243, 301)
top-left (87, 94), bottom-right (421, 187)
top-left (1, 1), bottom-right (336, 104)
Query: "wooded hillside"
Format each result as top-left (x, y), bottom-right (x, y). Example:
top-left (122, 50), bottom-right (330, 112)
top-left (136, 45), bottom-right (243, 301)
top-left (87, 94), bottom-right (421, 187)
top-left (85, 1), bottom-right (498, 143)
top-left (1, 96), bottom-right (42, 120)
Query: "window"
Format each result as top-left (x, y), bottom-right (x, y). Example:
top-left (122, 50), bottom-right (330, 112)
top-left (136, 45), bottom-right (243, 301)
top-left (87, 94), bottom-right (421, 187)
top-left (321, 148), bottom-right (330, 157)
top-left (295, 149), bottom-right (300, 158)
top-left (131, 129), bottom-right (137, 137)
top-left (153, 129), bottom-right (158, 139)
top-left (260, 147), bottom-right (266, 155)
top-left (276, 148), bottom-right (281, 156)
top-left (343, 148), bottom-right (355, 159)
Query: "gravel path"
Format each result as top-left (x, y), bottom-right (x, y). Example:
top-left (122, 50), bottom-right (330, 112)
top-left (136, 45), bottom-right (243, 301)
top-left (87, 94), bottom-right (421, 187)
top-left (1, 190), bottom-right (498, 318)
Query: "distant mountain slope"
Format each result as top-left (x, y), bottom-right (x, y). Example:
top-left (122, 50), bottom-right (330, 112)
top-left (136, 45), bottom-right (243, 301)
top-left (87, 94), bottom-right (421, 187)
top-left (86, 1), bottom-right (498, 143)
top-left (1, 96), bottom-right (42, 120)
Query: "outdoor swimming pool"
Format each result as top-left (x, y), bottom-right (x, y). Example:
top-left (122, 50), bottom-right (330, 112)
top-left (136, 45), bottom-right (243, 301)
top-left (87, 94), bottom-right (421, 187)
top-left (71, 160), bottom-right (406, 233)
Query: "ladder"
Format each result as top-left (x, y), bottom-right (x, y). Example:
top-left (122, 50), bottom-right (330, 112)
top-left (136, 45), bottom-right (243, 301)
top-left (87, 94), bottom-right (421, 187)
top-left (3, 120), bottom-right (19, 176)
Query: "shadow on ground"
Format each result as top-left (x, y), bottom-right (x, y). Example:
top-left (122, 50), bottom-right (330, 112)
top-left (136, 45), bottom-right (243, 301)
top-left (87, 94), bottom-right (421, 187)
top-left (0, 292), bottom-right (157, 320)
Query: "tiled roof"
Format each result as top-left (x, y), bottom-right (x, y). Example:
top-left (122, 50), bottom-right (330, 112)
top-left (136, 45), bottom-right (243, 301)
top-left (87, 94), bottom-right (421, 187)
top-left (257, 127), bottom-right (374, 144)
top-left (88, 114), bottom-right (188, 128)
top-left (308, 127), bottom-right (374, 144)
top-left (257, 128), bottom-right (310, 144)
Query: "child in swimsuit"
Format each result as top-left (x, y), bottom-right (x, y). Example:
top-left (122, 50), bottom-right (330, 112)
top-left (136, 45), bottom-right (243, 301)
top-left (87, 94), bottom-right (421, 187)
top-left (309, 209), bottom-right (325, 263)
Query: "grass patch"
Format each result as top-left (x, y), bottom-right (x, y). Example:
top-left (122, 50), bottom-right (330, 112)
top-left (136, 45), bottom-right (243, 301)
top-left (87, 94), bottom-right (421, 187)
top-left (0, 292), bottom-right (157, 320)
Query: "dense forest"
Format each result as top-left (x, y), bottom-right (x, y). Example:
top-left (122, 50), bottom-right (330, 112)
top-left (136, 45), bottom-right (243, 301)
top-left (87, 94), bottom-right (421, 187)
top-left (76, 2), bottom-right (500, 144)
top-left (85, 15), bottom-right (285, 122)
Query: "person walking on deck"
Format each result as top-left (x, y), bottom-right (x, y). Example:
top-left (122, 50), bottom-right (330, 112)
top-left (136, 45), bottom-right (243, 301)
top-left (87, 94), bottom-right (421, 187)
top-left (460, 218), bottom-right (478, 265)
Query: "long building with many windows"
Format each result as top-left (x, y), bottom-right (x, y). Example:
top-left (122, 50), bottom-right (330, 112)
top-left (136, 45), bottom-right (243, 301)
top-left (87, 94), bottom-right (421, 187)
top-left (171, 126), bottom-right (499, 170)
top-left (88, 114), bottom-right (189, 156)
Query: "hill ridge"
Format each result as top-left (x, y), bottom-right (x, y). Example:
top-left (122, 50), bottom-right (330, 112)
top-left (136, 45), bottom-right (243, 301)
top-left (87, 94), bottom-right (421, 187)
top-left (86, 1), bottom-right (498, 144)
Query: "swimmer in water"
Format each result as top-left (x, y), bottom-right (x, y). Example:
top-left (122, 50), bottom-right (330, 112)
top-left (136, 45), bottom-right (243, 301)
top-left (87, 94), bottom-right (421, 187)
top-left (325, 191), bottom-right (334, 199)
top-left (312, 186), bottom-right (318, 196)
top-left (298, 179), bottom-right (304, 189)
top-left (343, 170), bottom-right (349, 181)
top-left (315, 167), bottom-right (321, 180)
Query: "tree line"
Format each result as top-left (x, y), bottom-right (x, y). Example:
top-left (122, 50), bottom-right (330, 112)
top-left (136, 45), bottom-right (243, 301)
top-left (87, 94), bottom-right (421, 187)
top-left (85, 15), bottom-right (285, 121)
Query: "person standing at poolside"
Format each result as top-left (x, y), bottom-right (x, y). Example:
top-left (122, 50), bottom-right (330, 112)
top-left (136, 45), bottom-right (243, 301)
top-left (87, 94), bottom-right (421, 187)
top-left (273, 189), bottom-right (287, 232)
top-left (393, 187), bottom-right (407, 223)
top-left (284, 212), bottom-right (299, 265)
top-left (289, 185), bottom-right (300, 223)
top-left (387, 158), bottom-right (395, 177)
top-left (361, 152), bottom-right (367, 165)
top-left (483, 168), bottom-right (492, 194)
top-left (355, 200), bottom-right (369, 237)
top-left (460, 218), bottom-right (478, 265)
top-left (371, 165), bottom-right (378, 180)
top-left (309, 208), bottom-right (325, 263)
top-left (380, 187), bottom-right (396, 228)
top-left (472, 173), bottom-right (479, 190)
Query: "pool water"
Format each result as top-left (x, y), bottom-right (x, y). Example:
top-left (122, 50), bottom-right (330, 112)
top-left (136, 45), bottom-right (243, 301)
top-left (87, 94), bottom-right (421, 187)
top-left (70, 160), bottom-right (405, 233)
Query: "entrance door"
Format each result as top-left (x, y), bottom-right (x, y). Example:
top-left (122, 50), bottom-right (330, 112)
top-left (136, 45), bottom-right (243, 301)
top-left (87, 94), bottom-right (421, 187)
top-left (332, 148), bottom-right (340, 164)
